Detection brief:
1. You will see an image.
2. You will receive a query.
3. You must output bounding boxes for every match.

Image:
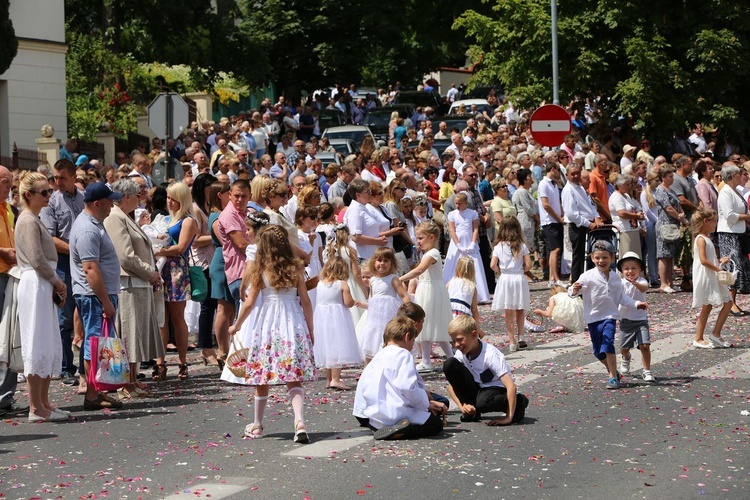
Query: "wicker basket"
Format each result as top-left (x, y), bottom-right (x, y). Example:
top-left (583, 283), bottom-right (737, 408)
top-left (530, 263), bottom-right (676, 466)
top-left (226, 335), bottom-right (249, 378)
top-left (718, 260), bottom-right (737, 286)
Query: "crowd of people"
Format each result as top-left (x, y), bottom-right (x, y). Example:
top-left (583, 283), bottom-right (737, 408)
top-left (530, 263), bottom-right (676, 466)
top-left (0, 91), bottom-right (745, 440)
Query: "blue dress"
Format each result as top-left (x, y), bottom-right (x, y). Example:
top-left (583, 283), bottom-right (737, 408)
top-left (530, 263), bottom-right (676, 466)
top-left (162, 216), bottom-right (192, 302)
top-left (208, 212), bottom-right (232, 301)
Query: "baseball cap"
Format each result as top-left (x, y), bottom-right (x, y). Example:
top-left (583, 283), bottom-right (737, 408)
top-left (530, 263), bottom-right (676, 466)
top-left (84, 182), bottom-right (123, 203)
top-left (75, 155), bottom-right (89, 166)
top-left (590, 240), bottom-right (615, 255)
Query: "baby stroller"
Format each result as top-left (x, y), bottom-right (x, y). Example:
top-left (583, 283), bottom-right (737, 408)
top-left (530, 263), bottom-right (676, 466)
top-left (584, 226), bottom-right (620, 272)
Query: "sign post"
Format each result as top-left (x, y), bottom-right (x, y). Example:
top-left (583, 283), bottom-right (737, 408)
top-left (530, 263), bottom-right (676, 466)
top-left (529, 104), bottom-right (571, 147)
top-left (147, 92), bottom-right (189, 140)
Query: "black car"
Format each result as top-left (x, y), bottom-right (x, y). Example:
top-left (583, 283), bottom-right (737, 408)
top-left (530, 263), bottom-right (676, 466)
top-left (393, 91), bottom-right (448, 115)
top-left (362, 106), bottom-right (416, 142)
top-left (431, 115), bottom-right (471, 134)
top-left (318, 109), bottom-right (346, 131)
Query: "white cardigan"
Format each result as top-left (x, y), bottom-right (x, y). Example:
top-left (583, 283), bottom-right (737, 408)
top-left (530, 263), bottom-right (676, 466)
top-left (717, 185), bottom-right (747, 234)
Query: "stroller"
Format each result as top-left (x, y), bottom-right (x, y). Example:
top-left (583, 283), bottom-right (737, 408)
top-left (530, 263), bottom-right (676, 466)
top-left (584, 226), bottom-right (620, 272)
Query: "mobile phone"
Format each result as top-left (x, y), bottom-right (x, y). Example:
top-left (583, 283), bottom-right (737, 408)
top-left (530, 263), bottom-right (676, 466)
top-left (53, 291), bottom-right (64, 306)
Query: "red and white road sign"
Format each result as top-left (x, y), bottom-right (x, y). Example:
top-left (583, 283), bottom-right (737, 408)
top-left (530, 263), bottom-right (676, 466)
top-left (529, 104), bottom-right (572, 147)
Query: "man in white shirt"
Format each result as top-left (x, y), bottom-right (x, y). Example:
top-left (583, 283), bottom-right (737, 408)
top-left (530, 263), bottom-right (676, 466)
top-left (561, 164), bottom-right (602, 283)
top-left (446, 84), bottom-right (459, 103)
top-left (538, 164), bottom-right (565, 286)
top-left (688, 124), bottom-right (707, 155)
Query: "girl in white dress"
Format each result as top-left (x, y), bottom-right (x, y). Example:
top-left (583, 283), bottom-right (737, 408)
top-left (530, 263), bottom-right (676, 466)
top-left (443, 193), bottom-right (490, 302)
top-left (691, 208), bottom-right (733, 348)
top-left (221, 212), bottom-right (269, 385)
top-left (399, 221), bottom-right (453, 372)
top-left (357, 248), bottom-right (411, 362)
top-left (314, 256), bottom-right (364, 389)
top-left (446, 256), bottom-right (484, 338)
top-left (328, 224), bottom-right (368, 325)
top-left (229, 225), bottom-right (315, 443)
top-left (491, 216), bottom-right (532, 352)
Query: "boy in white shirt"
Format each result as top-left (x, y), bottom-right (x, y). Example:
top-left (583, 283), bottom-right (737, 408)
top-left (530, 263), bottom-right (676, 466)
top-left (353, 316), bottom-right (447, 440)
top-left (443, 315), bottom-right (529, 425)
top-left (617, 252), bottom-right (656, 382)
top-left (570, 240), bottom-right (648, 389)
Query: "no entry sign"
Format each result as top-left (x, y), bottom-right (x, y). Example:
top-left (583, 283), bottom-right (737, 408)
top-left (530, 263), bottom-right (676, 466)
top-left (529, 104), bottom-right (571, 147)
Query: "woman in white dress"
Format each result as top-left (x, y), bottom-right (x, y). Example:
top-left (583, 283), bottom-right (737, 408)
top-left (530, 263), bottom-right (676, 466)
top-left (15, 172), bottom-right (69, 422)
top-left (443, 193), bottom-right (490, 302)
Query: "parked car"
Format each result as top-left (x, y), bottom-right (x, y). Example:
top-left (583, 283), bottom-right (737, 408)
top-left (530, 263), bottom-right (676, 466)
top-left (322, 125), bottom-right (375, 147)
top-left (392, 91), bottom-right (447, 114)
top-left (363, 106), bottom-right (416, 142)
top-left (316, 151), bottom-right (343, 166)
top-left (329, 138), bottom-right (359, 157)
top-left (448, 99), bottom-right (494, 116)
top-left (318, 109), bottom-right (346, 131)
top-left (431, 115), bottom-right (471, 134)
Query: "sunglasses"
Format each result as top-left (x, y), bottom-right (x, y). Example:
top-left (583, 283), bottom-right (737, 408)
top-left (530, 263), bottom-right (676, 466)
top-left (30, 189), bottom-right (52, 197)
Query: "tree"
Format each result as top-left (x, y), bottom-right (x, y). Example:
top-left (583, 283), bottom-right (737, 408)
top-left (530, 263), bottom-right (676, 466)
top-left (0, 0), bottom-right (17, 75)
top-left (455, 0), bottom-right (750, 147)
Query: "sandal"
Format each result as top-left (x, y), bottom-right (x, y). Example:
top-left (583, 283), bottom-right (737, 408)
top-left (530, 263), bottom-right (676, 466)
top-left (293, 420), bottom-right (309, 444)
top-left (328, 381), bottom-right (352, 391)
top-left (244, 423), bottom-right (263, 439)
top-left (152, 363), bottom-right (167, 381)
top-left (177, 364), bottom-right (188, 380)
top-left (217, 354), bottom-right (227, 371)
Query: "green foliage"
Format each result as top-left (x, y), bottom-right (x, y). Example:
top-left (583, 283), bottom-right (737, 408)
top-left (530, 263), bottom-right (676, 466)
top-left (0, 0), bottom-right (17, 74)
top-left (456, 0), bottom-right (750, 145)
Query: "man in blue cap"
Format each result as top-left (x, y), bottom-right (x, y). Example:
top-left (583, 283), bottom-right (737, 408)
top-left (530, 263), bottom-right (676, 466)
top-left (69, 182), bottom-right (124, 410)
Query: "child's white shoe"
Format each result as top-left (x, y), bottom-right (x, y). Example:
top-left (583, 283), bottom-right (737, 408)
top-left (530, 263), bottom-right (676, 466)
top-left (642, 370), bottom-right (656, 383)
top-left (508, 343), bottom-right (519, 353)
top-left (415, 362), bottom-right (434, 373)
top-left (619, 356), bottom-right (631, 374)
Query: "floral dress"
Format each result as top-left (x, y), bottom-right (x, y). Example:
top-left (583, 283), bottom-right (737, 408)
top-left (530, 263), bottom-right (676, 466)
top-left (245, 275), bottom-right (317, 385)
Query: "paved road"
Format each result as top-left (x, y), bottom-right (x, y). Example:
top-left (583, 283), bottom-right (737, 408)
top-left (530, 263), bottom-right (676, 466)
top-left (1, 286), bottom-right (748, 499)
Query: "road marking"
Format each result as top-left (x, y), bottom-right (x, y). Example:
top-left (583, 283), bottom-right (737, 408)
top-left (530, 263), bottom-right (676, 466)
top-left (282, 429), bottom-right (373, 458)
top-left (569, 334), bottom-right (694, 374)
top-left (159, 476), bottom-right (259, 499)
top-left (692, 350), bottom-right (750, 379)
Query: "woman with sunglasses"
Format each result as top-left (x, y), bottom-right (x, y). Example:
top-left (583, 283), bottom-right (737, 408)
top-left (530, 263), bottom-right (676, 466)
top-left (15, 172), bottom-right (69, 422)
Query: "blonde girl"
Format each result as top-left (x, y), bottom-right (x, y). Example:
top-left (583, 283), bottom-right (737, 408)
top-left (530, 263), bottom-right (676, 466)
top-left (326, 224), bottom-right (368, 324)
top-left (313, 256), bottom-right (363, 389)
top-left (490, 216), bottom-right (532, 352)
top-left (691, 207), bottom-right (733, 348)
top-left (229, 225), bottom-right (315, 443)
top-left (446, 257), bottom-right (484, 337)
top-left (356, 248), bottom-right (411, 362)
top-left (399, 220), bottom-right (453, 371)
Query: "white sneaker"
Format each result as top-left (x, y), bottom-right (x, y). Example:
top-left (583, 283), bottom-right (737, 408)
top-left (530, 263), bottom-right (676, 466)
top-left (508, 343), bottom-right (519, 353)
top-left (619, 356), bottom-right (631, 374)
top-left (642, 371), bottom-right (656, 382)
top-left (415, 362), bottom-right (434, 373)
top-left (16, 373), bottom-right (26, 383)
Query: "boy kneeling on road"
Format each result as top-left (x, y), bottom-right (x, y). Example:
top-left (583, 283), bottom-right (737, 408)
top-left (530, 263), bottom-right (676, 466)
top-left (443, 315), bottom-right (529, 425)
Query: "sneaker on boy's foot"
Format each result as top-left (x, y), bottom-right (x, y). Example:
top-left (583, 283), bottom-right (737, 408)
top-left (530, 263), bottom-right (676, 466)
top-left (642, 371), bottom-right (656, 382)
top-left (508, 343), bottom-right (519, 353)
top-left (415, 362), bottom-right (434, 373)
top-left (619, 356), bottom-right (631, 374)
top-left (606, 377), bottom-right (621, 389)
top-left (374, 418), bottom-right (411, 440)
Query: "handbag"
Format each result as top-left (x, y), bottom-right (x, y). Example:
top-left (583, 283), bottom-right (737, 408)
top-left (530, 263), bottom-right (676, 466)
top-left (654, 194), bottom-right (682, 242)
top-left (718, 260), bottom-right (737, 286)
top-left (739, 231), bottom-right (750, 255)
top-left (188, 248), bottom-right (208, 302)
top-left (87, 318), bottom-right (130, 392)
top-left (659, 224), bottom-right (681, 242)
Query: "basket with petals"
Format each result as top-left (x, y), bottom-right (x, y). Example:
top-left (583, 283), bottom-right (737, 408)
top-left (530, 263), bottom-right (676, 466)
top-left (226, 335), bottom-right (249, 378)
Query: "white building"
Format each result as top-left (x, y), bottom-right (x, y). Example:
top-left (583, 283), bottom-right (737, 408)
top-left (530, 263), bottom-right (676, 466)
top-left (0, 0), bottom-right (67, 157)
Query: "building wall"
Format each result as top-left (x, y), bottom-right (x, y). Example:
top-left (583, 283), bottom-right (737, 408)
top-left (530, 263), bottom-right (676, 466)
top-left (0, 0), bottom-right (67, 157)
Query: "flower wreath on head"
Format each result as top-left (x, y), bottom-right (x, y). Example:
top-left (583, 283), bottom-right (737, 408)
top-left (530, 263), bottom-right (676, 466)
top-left (247, 212), bottom-right (269, 226)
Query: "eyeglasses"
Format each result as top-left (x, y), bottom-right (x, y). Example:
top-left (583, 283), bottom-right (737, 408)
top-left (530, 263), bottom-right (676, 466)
top-left (30, 189), bottom-right (52, 197)
top-left (466, 173), bottom-right (478, 178)
top-left (371, 192), bottom-right (382, 196)
top-left (293, 184), bottom-right (306, 189)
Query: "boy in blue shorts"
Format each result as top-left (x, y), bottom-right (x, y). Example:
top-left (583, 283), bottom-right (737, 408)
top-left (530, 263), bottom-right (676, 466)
top-left (570, 241), bottom-right (648, 389)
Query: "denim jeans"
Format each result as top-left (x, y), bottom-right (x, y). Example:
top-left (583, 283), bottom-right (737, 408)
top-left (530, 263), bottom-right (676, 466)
top-left (56, 254), bottom-right (76, 375)
top-left (74, 294), bottom-right (119, 361)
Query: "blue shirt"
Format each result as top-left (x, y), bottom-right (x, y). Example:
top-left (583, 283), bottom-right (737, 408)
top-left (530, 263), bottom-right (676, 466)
top-left (40, 189), bottom-right (85, 243)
